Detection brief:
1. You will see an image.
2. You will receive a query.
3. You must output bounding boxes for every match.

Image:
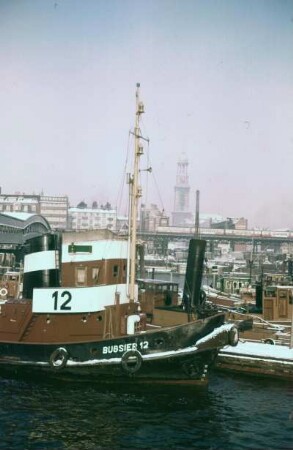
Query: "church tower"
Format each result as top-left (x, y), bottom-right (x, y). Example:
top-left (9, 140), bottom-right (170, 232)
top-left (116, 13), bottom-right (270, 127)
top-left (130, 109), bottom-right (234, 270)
top-left (172, 153), bottom-right (193, 226)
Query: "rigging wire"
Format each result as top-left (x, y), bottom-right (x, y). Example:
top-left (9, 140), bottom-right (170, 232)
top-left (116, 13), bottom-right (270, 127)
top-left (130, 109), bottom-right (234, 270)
top-left (115, 131), bottom-right (133, 220)
top-left (115, 112), bottom-right (167, 236)
top-left (150, 168), bottom-right (165, 212)
top-left (139, 116), bottom-right (166, 212)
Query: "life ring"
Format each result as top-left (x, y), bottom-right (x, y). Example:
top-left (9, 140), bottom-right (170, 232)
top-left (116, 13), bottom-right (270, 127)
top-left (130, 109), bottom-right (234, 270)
top-left (49, 347), bottom-right (68, 370)
top-left (0, 288), bottom-right (8, 298)
top-left (121, 350), bottom-right (142, 374)
top-left (228, 326), bottom-right (239, 347)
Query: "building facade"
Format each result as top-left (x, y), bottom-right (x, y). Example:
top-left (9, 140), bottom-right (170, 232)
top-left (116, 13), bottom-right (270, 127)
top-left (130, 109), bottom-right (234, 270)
top-left (39, 195), bottom-right (68, 230)
top-left (140, 203), bottom-right (169, 232)
top-left (0, 194), bottom-right (69, 230)
top-left (69, 207), bottom-right (117, 231)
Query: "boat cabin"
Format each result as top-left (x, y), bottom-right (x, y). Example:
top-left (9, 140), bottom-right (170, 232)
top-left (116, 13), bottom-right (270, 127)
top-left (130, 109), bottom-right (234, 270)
top-left (137, 278), bottom-right (188, 326)
top-left (263, 285), bottom-right (293, 321)
top-left (137, 278), bottom-right (180, 306)
top-left (0, 271), bottom-right (22, 299)
top-left (137, 278), bottom-right (180, 311)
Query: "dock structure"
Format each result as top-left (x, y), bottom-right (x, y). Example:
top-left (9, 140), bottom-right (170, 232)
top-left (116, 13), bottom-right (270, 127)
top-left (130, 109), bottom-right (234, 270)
top-left (216, 341), bottom-right (293, 380)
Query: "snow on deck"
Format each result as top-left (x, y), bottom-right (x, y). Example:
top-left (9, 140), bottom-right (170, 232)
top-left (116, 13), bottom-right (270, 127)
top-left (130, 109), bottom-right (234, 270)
top-left (220, 341), bottom-right (293, 362)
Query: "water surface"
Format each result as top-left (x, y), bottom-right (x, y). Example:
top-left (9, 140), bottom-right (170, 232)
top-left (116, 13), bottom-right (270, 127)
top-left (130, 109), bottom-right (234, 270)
top-left (0, 372), bottom-right (292, 449)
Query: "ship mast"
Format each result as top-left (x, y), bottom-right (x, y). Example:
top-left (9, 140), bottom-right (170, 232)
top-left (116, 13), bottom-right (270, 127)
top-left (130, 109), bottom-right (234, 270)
top-left (128, 83), bottom-right (144, 303)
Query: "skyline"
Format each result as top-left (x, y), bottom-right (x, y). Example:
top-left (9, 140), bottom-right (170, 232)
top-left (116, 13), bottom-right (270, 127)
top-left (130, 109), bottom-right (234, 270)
top-left (0, 0), bottom-right (292, 230)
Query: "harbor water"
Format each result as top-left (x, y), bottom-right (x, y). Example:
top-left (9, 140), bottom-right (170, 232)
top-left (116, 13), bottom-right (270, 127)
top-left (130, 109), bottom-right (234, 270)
top-left (0, 371), bottom-right (292, 449)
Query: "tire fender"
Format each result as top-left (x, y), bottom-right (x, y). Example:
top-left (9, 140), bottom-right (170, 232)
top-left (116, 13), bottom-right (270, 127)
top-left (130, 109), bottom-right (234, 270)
top-left (264, 338), bottom-right (275, 345)
top-left (121, 350), bottom-right (142, 374)
top-left (49, 347), bottom-right (68, 370)
top-left (228, 326), bottom-right (239, 347)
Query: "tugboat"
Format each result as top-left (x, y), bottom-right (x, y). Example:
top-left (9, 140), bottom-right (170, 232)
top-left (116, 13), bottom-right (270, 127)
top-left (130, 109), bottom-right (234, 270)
top-left (0, 84), bottom-right (239, 384)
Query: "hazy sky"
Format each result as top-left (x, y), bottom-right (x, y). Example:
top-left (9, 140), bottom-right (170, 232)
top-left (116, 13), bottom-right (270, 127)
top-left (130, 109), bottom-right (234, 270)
top-left (0, 0), bottom-right (292, 229)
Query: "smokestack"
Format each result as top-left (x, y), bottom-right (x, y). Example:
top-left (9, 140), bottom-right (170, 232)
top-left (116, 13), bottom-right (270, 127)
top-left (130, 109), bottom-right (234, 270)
top-left (255, 281), bottom-right (263, 312)
top-left (23, 233), bottom-right (61, 299)
top-left (195, 190), bottom-right (200, 238)
top-left (183, 239), bottom-right (206, 312)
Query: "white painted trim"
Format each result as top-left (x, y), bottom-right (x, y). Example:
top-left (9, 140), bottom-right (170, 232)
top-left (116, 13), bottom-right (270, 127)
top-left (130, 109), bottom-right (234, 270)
top-left (24, 250), bottom-right (57, 273)
top-left (32, 283), bottom-right (135, 313)
top-left (62, 240), bottom-right (128, 263)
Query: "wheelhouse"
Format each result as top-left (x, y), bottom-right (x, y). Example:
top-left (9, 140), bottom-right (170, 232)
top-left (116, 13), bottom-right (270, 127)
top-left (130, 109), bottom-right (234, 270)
top-left (137, 278), bottom-right (180, 308)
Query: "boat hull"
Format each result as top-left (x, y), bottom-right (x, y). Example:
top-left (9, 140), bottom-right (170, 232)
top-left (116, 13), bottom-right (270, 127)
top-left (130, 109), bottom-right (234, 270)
top-left (0, 314), bottom-right (238, 384)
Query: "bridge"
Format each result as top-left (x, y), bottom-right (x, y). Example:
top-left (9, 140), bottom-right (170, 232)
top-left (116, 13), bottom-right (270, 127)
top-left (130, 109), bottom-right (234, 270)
top-left (137, 226), bottom-right (293, 254)
top-left (139, 226), bottom-right (293, 242)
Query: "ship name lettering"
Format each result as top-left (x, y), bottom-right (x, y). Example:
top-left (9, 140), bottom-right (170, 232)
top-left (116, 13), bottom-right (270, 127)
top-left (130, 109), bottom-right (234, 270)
top-left (102, 341), bottom-right (149, 354)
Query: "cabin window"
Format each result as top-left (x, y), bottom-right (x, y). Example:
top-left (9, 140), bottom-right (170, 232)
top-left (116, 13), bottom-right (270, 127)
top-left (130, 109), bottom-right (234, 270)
top-left (92, 267), bottom-right (100, 285)
top-left (265, 289), bottom-right (276, 297)
top-left (113, 265), bottom-right (119, 278)
top-left (75, 266), bottom-right (87, 286)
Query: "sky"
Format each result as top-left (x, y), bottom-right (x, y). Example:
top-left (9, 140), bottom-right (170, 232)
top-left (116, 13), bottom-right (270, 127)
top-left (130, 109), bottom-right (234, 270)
top-left (0, 0), bottom-right (292, 230)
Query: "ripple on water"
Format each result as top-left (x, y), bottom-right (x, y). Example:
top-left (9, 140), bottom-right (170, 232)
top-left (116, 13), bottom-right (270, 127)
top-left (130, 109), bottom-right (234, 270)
top-left (0, 374), bottom-right (292, 450)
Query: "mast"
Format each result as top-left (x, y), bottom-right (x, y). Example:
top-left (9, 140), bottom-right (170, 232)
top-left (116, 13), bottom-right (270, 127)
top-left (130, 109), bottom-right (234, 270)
top-left (129, 83), bottom-right (144, 303)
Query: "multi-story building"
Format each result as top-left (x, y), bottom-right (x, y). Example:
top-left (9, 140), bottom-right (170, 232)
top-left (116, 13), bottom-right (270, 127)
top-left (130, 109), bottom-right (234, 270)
top-left (140, 203), bottom-right (169, 232)
top-left (0, 194), bottom-right (39, 214)
top-left (69, 207), bottom-right (117, 231)
top-left (39, 195), bottom-right (69, 230)
top-left (0, 194), bottom-right (69, 230)
top-left (234, 217), bottom-right (248, 230)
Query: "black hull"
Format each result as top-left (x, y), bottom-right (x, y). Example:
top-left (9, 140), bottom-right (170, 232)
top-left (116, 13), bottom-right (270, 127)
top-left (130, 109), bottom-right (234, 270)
top-left (0, 351), bottom-right (216, 385)
top-left (0, 314), bottom-right (238, 384)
